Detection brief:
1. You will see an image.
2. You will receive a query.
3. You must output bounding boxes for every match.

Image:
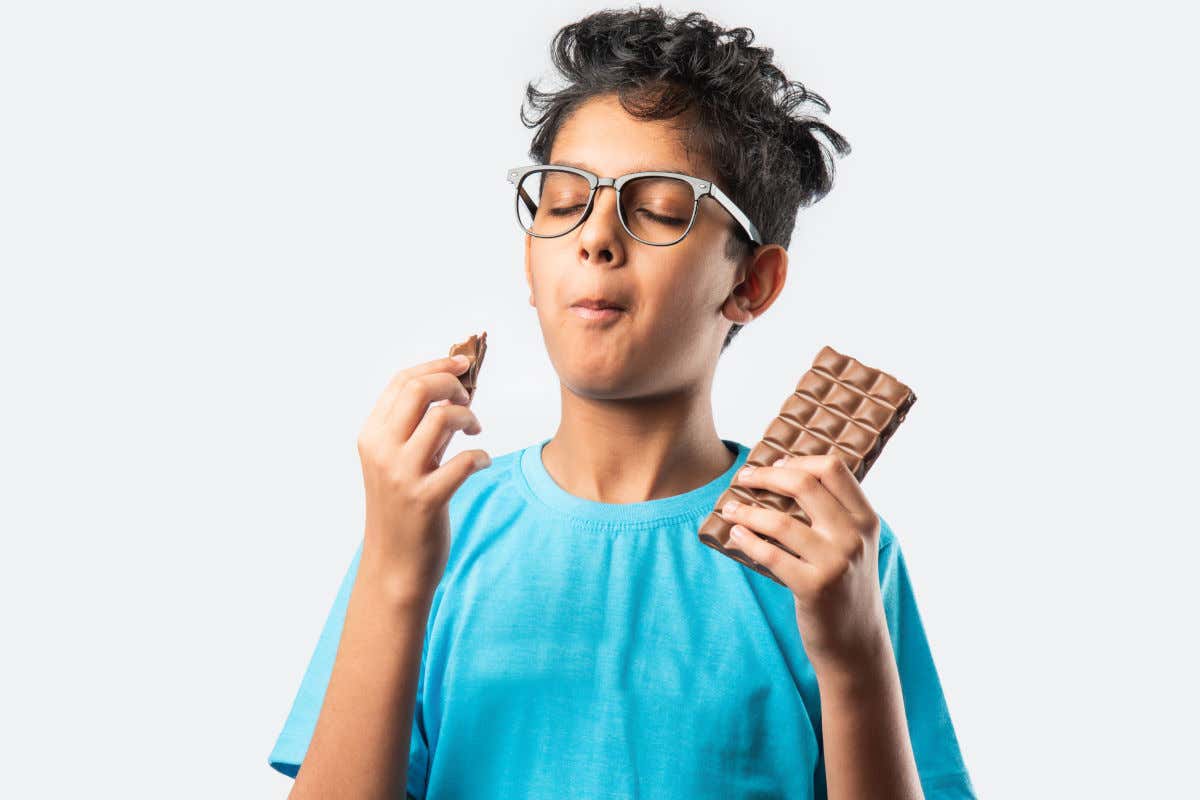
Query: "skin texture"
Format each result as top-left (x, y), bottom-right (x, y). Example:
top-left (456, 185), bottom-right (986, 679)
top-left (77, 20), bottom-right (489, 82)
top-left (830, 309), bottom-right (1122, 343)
top-left (525, 94), bottom-right (924, 799)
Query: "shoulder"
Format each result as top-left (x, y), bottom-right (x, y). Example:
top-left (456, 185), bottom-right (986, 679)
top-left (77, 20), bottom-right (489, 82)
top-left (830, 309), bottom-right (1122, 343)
top-left (445, 443), bottom-right (533, 545)
top-left (432, 443), bottom-right (533, 598)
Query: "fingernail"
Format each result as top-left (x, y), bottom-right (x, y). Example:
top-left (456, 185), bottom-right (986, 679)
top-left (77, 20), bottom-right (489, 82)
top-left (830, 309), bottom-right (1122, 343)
top-left (453, 354), bottom-right (471, 366)
top-left (722, 500), bottom-right (739, 515)
top-left (738, 466), bottom-right (755, 480)
top-left (475, 455), bottom-right (491, 470)
top-left (729, 525), bottom-right (744, 541)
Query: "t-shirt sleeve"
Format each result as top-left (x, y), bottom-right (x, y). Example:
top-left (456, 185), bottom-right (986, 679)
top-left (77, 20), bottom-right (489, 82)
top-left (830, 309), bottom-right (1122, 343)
top-left (813, 516), bottom-right (976, 800)
top-left (267, 539), bottom-right (432, 799)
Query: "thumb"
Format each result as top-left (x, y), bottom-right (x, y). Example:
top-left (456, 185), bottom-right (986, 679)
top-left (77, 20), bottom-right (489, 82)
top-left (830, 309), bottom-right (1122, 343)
top-left (425, 448), bottom-right (492, 503)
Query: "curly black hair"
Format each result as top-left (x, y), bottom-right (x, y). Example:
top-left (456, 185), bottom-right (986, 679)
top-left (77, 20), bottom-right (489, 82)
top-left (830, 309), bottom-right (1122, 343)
top-left (520, 5), bottom-right (851, 354)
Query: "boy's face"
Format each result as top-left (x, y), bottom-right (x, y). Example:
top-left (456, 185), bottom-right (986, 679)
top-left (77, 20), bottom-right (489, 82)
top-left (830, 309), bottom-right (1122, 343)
top-left (524, 93), bottom-right (763, 399)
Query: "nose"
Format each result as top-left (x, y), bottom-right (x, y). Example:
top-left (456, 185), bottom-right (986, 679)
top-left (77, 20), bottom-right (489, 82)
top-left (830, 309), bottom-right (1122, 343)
top-left (577, 181), bottom-right (625, 265)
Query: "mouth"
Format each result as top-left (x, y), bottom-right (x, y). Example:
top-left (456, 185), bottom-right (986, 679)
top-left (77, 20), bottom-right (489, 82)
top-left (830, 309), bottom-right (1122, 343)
top-left (570, 305), bottom-right (625, 322)
top-left (570, 296), bottom-right (627, 322)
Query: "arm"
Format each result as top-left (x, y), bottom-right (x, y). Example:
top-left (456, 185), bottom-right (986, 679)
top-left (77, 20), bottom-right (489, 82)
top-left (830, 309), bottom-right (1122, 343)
top-left (722, 454), bottom-right (928, 800)
top-left (288, 353), bottom-right (490, 798)
top-left (289, 553), bottom-right (433, 799)
top-left (812, 629), bottom-right (923, 800)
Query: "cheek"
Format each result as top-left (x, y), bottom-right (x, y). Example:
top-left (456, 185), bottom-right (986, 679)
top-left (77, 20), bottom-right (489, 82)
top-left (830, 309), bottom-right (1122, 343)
top-left (527, 244), bottom-right (566, 299)
top-left (654, 254), bottom-right (730, 316)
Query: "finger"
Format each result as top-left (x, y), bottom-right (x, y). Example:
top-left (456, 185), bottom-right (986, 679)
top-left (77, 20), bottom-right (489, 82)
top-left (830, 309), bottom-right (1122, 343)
top-left (720, 499), bottom-right (839, 568)
top-left (726, 523), bottom-right (816, 592)
top-left (387, 371), bottom-right (473, 444)
top-left (786, 453), bottom-right (874, 519)
top-left (431, 402), bottom-right (481, 465)
top-left (419, 448), bottom-right (492, 506)
top-left (404, 401), bottom-right (482, 473)
top-left (367, 355), bottom-right (472, 430)
top-left (734, 459), bottom-right (847, 532)
top-left (429, 399), bottom-right (466, 464)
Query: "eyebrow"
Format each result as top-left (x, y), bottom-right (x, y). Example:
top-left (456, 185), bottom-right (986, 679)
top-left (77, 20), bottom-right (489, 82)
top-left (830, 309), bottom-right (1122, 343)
top-left (550, 159), bottom-right (688, 175)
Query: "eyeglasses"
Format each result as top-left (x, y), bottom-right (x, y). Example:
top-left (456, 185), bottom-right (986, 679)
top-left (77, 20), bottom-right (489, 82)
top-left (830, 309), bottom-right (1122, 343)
top-left (506, 164), bottom-right (763, 247)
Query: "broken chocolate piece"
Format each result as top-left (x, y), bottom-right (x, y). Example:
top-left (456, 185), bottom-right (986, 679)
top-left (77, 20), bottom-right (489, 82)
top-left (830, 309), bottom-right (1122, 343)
top-left (448, 331), bottom-right (487, 402)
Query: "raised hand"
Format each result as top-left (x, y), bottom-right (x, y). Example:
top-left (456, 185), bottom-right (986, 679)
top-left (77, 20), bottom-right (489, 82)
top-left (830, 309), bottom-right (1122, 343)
top-left (356, 353), bottom-right (490, 602)
top-left (721, 454), bottom-right (890, 670)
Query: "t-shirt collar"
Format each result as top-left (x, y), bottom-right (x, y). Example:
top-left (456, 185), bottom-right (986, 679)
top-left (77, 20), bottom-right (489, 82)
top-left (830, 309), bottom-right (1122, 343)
top-left (518, 436), bottom-right (750, 527)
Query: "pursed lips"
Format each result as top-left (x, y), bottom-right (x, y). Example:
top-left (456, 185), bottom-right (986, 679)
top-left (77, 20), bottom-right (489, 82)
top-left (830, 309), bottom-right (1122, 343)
top-left (569, 299), bottom-right (626, 320)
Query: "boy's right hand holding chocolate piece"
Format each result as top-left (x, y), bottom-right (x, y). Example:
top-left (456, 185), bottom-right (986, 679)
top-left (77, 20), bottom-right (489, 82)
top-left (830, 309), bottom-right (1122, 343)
top-left (355, 353), bottom-right (491, 605)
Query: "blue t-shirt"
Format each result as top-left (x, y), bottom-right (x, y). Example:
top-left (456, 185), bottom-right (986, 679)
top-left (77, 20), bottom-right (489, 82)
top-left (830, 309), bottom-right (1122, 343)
top-left (269, 437), bottom-right (975, 799)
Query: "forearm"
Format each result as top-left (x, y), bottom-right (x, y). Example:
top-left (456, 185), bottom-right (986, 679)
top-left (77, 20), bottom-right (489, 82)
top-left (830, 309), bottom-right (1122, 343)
top-left (290, 545), bottom-right (433, 800)
top-left (813, 627), bottom-right (924, 800)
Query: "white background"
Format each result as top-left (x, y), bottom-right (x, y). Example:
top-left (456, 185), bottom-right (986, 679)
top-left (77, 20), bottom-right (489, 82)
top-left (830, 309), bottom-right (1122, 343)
top-left (1, 1), bottom-right (1196, 797)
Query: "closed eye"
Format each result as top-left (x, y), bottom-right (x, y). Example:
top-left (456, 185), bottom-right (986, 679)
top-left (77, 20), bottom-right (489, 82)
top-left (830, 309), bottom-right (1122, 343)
top-left (635, 209), bottom-right (687, 225)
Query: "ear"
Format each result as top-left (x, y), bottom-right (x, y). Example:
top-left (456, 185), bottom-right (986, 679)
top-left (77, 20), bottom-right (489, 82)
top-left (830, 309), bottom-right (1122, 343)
top-left (722, 244), bottom-right (787, 324)
top-left (524, 233), bottom-right (535, 306)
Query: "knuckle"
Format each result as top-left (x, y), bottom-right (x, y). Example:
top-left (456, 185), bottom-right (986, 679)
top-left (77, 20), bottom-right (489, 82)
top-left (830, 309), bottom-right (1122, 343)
top-left (388, 367), bottom-right (414, 393)
top-left (823, 557), bottom-right (851, 583)
top-left (357, 432), bottom-right (383, 461)
top-left (405, 374), bottom-right (432, 398)
top-left (759, 509), bottom-right (787, 536)
top-left (384, 465), bottom-right (410, 487)
top-left (841, 535), bottom-right (866, 563)
top-left (752, 540), bottom-right (781, 568)
top-left (795, 470), bottom-right (819, 492)
top-left (735, 505), bottom-right (760, 530)
top-left (849, 508), bottom-right (872, 527)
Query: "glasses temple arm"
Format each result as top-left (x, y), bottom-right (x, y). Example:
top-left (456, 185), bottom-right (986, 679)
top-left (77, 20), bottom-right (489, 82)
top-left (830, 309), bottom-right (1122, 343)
top-left (708, 183), bottom-right (763, 246)
top-left (517, 185), bottom-right (538, 218)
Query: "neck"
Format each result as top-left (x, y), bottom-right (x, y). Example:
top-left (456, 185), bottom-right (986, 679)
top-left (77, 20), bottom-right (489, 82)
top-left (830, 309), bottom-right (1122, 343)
top-left (540, 379), bottom-right (736, 505)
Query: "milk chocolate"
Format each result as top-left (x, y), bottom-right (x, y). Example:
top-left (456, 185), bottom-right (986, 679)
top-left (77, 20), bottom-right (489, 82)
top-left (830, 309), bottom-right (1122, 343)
top-left (699, 345), bottom-right (916, 586)
top-left (448, 331), bottom-right (487, 402)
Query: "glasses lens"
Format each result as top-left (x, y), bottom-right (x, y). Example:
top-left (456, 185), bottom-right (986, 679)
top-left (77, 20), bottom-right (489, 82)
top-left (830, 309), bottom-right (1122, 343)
top-left (517, 169), bottom-right (592, 237)
top-left (620, 177), bottom-right (696, 244)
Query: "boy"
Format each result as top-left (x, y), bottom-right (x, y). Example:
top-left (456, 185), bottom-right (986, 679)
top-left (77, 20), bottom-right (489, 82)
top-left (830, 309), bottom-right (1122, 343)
top-left (269, 7), bottom-right (975, 798)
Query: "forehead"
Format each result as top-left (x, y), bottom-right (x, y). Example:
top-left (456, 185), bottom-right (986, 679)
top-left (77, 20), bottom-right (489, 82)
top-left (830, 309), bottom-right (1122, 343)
top-left (548, 93), bottom-right (711, 178)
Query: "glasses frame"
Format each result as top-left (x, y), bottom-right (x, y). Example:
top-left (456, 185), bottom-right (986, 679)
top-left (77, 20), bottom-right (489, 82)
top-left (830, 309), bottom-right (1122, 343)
top-left (506, 164), bottom-right (763, 248)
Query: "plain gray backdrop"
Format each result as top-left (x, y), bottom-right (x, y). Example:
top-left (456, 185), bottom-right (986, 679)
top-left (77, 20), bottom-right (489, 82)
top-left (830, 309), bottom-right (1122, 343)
top-left (1, 1), bottom-right (1195, 797)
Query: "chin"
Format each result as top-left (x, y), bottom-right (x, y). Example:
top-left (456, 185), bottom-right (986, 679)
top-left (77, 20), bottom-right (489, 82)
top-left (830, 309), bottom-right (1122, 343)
top-left (553, 349), bottom-right (639, 399)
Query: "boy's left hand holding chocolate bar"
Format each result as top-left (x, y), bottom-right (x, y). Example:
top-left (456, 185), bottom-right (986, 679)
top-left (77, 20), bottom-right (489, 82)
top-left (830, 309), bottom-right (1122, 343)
top-left (721, 455), bottom-right (892, 672)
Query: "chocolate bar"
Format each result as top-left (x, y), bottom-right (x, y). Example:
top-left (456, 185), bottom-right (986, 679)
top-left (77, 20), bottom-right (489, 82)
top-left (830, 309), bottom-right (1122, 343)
top-left (698, 345), bottom-right (916, 586)
top-left (448, 331), bottom-right (487, 402)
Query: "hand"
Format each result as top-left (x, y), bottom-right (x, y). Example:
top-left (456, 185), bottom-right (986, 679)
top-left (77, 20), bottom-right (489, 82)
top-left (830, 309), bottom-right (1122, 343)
top-left (356, 354), bottom-right (491, 602)
top-left (723, 454), bottom-right (890, 670)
